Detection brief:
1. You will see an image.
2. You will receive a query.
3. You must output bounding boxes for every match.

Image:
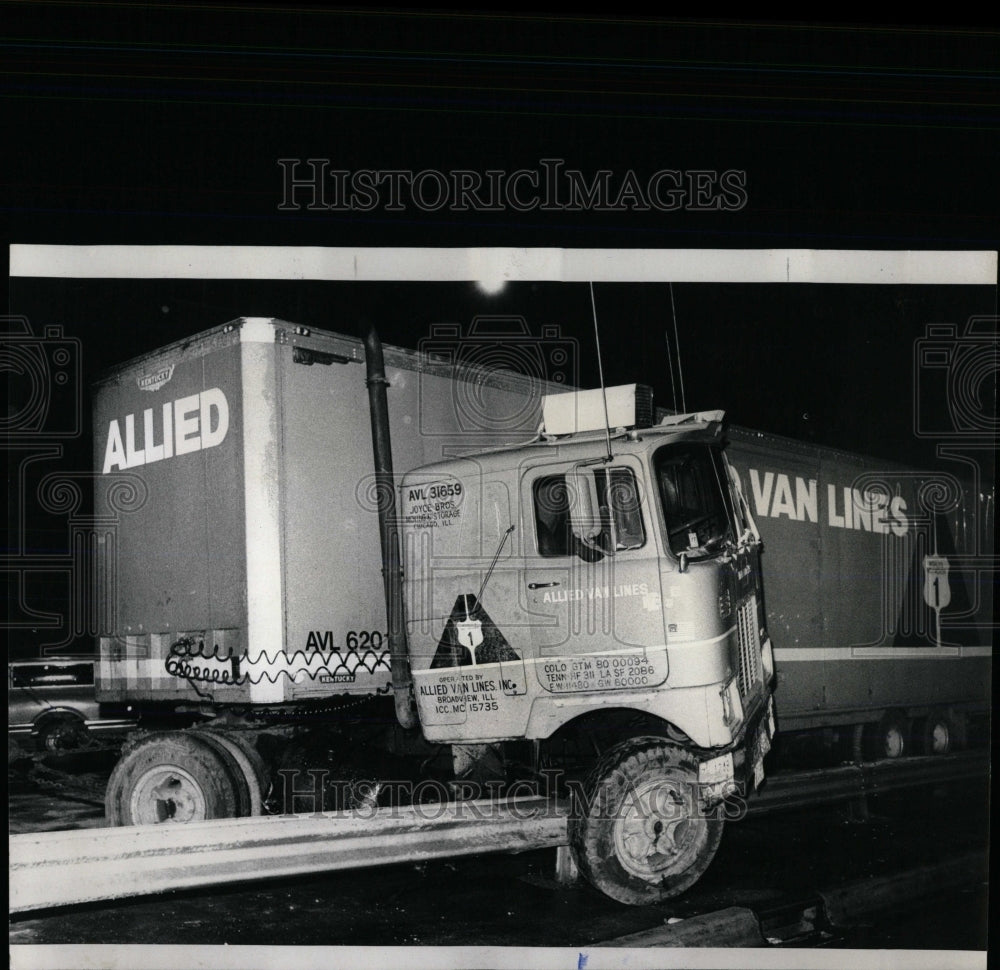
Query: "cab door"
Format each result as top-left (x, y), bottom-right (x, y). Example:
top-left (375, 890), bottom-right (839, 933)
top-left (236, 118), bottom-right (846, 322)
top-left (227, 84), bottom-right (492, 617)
top-left (521, 457), bottom-right (669, 696)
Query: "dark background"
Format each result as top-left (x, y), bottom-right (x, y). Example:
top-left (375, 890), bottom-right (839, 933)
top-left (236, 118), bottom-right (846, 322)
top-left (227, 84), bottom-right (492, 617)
top-left (2, 9), bottom-right (998, 654)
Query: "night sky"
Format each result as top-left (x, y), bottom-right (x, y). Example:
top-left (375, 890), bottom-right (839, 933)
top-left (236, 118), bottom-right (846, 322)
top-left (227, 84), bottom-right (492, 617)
top-left (3, 10), bottom-right (998, 653)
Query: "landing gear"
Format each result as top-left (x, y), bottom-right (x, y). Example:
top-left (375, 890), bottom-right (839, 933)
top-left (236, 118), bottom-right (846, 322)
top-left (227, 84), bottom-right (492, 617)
top-left (569, 737), bottom-right (724, 905)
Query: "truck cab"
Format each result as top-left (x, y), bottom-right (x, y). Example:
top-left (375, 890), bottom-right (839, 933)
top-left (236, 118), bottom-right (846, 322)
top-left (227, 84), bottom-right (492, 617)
top-left (401, 390), bottom-right (776, 903)
top-left (93, 321), bottom-right (774, 906)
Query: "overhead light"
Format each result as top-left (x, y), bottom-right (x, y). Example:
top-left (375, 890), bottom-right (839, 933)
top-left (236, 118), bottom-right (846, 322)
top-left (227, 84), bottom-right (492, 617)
top-left (475, 277), bottom-right (506, 295)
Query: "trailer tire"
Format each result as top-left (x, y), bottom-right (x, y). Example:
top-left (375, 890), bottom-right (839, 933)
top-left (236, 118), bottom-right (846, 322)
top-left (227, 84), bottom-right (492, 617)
top-left (192, 730), bottom-right (256, 818)
top-left (105, 732), bottom-right (241, 825)
top-left (916, 710), bottom-right (954, 756)
top-left (950, 711), bottom-right (970, 751)
top-left (569, 737), bottom-right (724, 905)
top-left (863, 711), bottom-right (910, 761)
top-left (208, 729), bottom-right (269, 816)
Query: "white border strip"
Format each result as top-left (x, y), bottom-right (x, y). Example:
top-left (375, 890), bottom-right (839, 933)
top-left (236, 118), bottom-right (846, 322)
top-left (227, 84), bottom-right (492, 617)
top-left (9, 245), bottom-right (997, 284)
top-left (7, 944), bottom-right (989, 970)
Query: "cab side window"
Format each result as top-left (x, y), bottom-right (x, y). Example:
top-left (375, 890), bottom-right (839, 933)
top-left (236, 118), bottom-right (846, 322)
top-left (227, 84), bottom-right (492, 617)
top-left (597, 467), bottom-right (645, 551)
top-left (533, 474), bottom-right (574, 557)
top-left (532, 468), bottom-right (645, 559)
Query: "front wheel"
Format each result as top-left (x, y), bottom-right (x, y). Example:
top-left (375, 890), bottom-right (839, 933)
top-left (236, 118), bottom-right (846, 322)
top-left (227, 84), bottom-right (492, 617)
top-left (569, 737), bottom-right (724, 905)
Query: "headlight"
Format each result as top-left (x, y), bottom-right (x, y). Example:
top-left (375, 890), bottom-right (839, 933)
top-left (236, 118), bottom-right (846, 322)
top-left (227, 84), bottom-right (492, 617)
top-left (761, 637), bottom-right (774, 682)
top-left (721, 677), bottom-right (744, 727)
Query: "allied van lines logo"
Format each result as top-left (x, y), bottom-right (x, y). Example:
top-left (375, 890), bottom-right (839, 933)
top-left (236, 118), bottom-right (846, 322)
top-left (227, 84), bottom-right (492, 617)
top-left (138, 365), bottom-right (174, 392)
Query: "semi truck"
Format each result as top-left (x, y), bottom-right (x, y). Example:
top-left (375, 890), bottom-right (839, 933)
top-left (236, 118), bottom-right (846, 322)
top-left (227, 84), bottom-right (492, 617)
top-left (91, 316), bottom-right (776, 904)
top-left (89, 316), bottom-right (990, 904)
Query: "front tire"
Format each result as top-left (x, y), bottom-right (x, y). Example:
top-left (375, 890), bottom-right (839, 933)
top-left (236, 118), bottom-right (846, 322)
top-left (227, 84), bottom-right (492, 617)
top-left (569, 737), bottom-right (724, 905)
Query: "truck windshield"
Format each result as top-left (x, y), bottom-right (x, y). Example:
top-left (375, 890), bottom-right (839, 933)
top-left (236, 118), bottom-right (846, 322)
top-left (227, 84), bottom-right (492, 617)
top-left (654, 443), bottom-right (734, 558)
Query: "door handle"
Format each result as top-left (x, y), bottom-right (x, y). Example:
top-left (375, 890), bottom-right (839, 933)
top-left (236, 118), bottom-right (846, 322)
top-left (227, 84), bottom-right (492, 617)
top-left (527, 581), bottom-right (560, 590)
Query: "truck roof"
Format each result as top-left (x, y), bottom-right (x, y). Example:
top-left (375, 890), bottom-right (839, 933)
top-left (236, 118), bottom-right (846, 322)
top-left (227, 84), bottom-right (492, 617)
top-left (404, 411), bottom-right (726, 480)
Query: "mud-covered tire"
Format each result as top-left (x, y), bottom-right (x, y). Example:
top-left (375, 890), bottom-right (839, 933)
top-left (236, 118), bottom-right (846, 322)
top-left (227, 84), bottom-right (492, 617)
top-left (569, 737), bottom-right (724, 905)
top-left (221, 730), bottom-right (271, 805)
top-left (205, 729), bottom-right (269, 816)
top-left (105, 732), bottom-right (241, 826)
top-left (191, 730), bottom-right (255, 818)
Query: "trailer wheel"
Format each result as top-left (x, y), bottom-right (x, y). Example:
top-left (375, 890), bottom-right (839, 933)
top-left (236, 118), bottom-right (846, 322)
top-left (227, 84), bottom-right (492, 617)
top-left (847, 723), bottom-right (866, 763)
top-left (569, 737), bottom-right (724, 905)
top-left (916, 710), bottom-right (953, 756)
top-left (864, 711), bottom-right (910, 760)
top-left (221, 729), bottom-right (271, 804)
top-left (105, 732), bottom-right (241, 825)
top-left (207, 729), bottom-right (269, 815)
top-left (193, 730), bottom-right (256, 817)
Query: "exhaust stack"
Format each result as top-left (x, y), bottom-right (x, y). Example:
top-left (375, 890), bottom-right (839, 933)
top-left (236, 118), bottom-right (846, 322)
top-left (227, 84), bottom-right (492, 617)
top-left (363, 322), bottom-right (418, 729)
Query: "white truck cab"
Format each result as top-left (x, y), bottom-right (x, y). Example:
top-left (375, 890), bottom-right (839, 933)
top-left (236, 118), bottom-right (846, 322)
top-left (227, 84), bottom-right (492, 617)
top-left (401, 391), bottom-right (775, 903)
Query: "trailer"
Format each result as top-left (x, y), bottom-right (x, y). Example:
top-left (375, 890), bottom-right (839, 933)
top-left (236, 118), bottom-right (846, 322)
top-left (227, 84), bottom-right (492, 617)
top-left (726, 431), bottom-right (992, 759)
top-left (88, 316), bottom-right (989, 904)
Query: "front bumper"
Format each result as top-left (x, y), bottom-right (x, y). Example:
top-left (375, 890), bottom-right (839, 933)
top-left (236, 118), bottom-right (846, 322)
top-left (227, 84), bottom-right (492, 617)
top-left (698, 693), bottom-right (775, 803)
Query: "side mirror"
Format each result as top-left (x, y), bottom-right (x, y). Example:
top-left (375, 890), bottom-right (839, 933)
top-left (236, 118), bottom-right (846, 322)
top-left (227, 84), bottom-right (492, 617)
top-left (569, 469), bottom-right (602, 543)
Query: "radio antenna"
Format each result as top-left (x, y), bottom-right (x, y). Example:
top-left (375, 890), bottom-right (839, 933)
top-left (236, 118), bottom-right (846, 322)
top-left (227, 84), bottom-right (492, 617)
top-left (669, 282), bottom-right (687, 413)
top-left (589, 281), bottom-right (613, 463)
top-left (664, 328), bottom-right (678, 414)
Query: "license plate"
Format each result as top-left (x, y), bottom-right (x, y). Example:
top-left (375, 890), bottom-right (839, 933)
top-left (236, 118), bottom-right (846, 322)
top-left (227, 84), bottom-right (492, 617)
top-left (699, 752), bottom-right (735, 786)
top-left (758, 722), bottom-right (771, 758)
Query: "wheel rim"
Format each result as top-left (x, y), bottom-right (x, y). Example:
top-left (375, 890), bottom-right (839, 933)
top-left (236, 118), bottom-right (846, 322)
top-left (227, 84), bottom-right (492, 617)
top-left (128, 765), bottom-right (208, 823)
top-left (929, 720), bottom-right (950, 754)
top-left (613, 776), bottom-right (704, 882)
top-left (43, 722), bottom-right (83, 752)
top-left (884, 725), bottom-right (905, 758)
top-left (43, 728), bottom-right (68, 752)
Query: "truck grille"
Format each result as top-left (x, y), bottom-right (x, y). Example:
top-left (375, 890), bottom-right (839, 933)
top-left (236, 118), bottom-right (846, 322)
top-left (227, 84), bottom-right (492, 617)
top-left (736, 596), bottom-right (761, 698)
